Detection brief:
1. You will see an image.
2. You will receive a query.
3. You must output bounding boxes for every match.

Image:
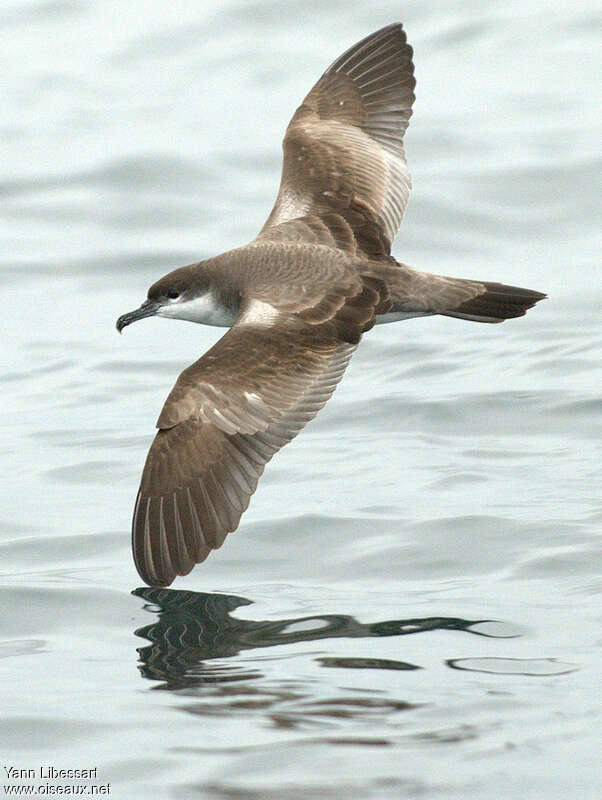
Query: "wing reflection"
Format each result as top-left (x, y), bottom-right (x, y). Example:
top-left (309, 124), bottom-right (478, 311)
top-left (132, 587), bottom-right (505, 690)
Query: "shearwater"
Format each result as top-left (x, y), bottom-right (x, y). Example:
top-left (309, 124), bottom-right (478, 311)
top-left (116, 24), bottom-right (545, 587)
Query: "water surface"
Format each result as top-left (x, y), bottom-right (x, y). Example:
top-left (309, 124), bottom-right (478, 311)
top-left (1, 1), bottom-right (600, 798)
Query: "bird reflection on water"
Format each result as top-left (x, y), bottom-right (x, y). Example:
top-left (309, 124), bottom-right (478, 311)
top-left (132, 587), bottom-right (510, 691)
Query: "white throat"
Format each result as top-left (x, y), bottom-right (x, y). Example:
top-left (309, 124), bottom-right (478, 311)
top-left (157, 292), bottom-right (236, 327)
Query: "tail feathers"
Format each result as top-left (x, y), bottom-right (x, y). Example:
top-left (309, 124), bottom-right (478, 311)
top-left (441, 281), bottom-right (547, 324)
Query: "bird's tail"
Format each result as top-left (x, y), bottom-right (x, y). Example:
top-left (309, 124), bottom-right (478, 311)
top-left (439, 280), bottom-right (547, 323)
top-left (378, 264), bottom-right (547, 324)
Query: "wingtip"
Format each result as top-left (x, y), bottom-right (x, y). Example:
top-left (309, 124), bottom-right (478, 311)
top-left (132, 491), bottom-right (175, 588)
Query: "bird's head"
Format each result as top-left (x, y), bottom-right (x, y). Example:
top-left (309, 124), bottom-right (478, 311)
top-left (116, 263), bottom-right (230, 331)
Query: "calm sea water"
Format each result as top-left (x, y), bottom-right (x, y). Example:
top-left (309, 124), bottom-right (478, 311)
top-left (1, 1), bottom-right (600, 798)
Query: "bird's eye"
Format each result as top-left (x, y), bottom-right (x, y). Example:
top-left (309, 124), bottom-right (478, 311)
top-left (167, 289), bottom-right (180, 300)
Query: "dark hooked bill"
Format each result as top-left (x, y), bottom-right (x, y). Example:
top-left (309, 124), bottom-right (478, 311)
top-left (116, 300), bottom-right (160, 333)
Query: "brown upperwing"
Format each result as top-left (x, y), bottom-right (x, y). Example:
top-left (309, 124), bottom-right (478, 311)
top-left (255, 25), bottom-right (545, 321)
top-left (131, 267), bottom-right (392, 586)
top-left (258, 23), bottom-right (415, 260)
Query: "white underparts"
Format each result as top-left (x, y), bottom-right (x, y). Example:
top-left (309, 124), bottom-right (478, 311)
top-left (267, 190), bottom-right (311, 227)
top-left (374, 310), bottom-right (434, 324)
top-left (156, 292), bottom-right (237, 327)
top-left (238, 299), bottom-right (281, 326)
top-left (156, 294), bottom-right (431, 329)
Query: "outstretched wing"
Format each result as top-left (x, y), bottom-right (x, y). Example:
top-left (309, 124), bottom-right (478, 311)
top-left (258, 23), bottom-right (415, 258)
top-left (133, 317), bottom-right (357, 587)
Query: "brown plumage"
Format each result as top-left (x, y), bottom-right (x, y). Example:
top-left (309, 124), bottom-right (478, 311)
top-left (116, 24), bottom-right (546, 587)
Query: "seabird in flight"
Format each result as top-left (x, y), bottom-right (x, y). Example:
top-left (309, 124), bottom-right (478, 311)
top-left (117, 23), bottom-right (546, 587)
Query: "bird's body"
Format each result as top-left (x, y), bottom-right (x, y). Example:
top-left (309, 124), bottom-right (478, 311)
top-left (117, 24), bottom-right (545, 587)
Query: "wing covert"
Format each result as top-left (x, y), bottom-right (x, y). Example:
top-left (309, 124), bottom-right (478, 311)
top-left (132, 318), bottom-right (357, 586)
top-left (259, 23), bottom-right (416, 258)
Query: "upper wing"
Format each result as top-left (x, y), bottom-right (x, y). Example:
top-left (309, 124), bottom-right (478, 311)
top-left (258, 23), bottom-right (415, 258)
top-left (132, 318), bottom-right (357, 587)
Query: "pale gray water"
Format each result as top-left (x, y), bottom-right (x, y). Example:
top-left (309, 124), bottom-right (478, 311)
top-left (1, 1), bottom-right (600, 798)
